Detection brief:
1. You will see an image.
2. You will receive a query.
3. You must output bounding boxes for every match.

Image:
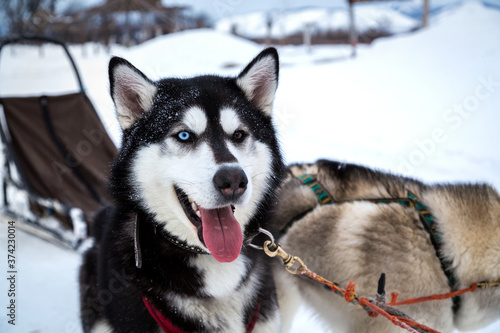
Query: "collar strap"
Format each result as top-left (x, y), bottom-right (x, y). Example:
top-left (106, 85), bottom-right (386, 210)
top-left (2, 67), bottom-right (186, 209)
top-left (134, 212), bottom-right (210, 269)
top-left (156, 225), bottom-right (210, 255)
top-left (296, 173), bottom-right (460, 313)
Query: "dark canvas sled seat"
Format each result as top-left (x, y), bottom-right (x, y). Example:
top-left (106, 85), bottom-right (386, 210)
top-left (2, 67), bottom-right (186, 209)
top-left (0, 36), bottom-right (116, 247)
top-left (2, 94), bottom-right (116, 219)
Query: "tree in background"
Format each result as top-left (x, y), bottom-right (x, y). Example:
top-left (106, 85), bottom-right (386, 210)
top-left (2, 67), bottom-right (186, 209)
top-left (1, 0), bottom-right (59, 36)
top-left (1, 0), bottom-right (211, 46)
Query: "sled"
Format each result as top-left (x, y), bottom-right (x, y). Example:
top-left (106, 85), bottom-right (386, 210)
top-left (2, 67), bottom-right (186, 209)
top-left (0, 36), bottom-right (117, 248)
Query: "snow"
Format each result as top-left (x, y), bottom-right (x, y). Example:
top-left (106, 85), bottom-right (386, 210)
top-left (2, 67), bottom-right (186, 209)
top-left (127, 29), bottom-right (261, 78)
top-left (0, 224), bottom-right (82, 332)
top-left (1, 1), bottom-right (500, 332)
top-left (274, 1), bottom-right (500, 190)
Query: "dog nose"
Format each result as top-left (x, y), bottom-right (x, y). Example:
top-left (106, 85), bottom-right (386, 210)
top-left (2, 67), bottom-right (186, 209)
top-left (213, 167), bottom-right (248, 200)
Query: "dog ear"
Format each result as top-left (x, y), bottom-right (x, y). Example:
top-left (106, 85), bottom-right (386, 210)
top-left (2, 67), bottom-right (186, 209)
top-left (109, 57), bottom-right (157, 130)
top-left (236, 48), bottom-right (279, 116)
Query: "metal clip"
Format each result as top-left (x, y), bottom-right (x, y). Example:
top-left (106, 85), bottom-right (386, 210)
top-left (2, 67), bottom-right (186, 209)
top-left (477, 277), bottom-right (500, 289)
top-left (263, 240), bottom-right (306, 275)
top-left (247, 228), bottom-right (275, 250)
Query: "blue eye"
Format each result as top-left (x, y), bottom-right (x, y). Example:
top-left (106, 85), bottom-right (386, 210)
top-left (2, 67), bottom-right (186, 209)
top-left (177, 131), bottom-right (191, 141)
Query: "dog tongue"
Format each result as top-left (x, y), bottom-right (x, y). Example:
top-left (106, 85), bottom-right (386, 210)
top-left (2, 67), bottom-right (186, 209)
top-left (200, 206), bottom-right (242, 263)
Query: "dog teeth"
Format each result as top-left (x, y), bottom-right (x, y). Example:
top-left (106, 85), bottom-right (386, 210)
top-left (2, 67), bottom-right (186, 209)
top-left (191, 202), bottom-right (202, 219)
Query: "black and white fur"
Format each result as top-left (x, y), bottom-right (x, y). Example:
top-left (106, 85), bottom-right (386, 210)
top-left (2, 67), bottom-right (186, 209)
top-left (79, 48), bottom-right (286, 333)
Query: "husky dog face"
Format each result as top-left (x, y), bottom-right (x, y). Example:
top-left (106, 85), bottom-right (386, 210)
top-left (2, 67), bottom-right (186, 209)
top-left (109, 49), bottom-right (283, 263)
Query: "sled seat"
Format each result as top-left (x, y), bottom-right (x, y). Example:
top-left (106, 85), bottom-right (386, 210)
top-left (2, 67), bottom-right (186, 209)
top-left (0, 36), bottom-right (117, 247)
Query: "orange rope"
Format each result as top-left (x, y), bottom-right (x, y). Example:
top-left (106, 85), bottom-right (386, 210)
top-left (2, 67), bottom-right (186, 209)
top-left (300, 267), bottom-right (444, 333)
top-left (357, 297), bottom-right (441, 333)
top-left (388, 284), bottom-right (477, 306)
top-left (262, 240), bottom-right (498, 333)
top-left (299, 266), bottom-right (500, 333)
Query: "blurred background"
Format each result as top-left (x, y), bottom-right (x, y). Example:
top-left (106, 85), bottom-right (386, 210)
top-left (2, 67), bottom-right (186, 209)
top-left (3, 0), bottom-right (494, 46)
top-left (0, 0), bottom-right (500, 332)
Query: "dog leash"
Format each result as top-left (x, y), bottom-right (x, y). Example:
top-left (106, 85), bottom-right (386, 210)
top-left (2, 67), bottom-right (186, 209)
top-left (250, 228), bottom-right (500, 333)
top-left (293, 173), bottom-right (461, 312)
top-left (252, 232), bottom-right (440, 333)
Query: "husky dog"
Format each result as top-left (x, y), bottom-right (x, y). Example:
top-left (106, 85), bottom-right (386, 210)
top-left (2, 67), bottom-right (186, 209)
top-left (273, 160), bottom-right (500, 333)
top-left (79, 48), bottom-right (286, 332)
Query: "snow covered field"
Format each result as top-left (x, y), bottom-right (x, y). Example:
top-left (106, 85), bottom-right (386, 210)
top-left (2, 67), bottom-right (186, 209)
top-left (1, 1), bottom-right (499, 332)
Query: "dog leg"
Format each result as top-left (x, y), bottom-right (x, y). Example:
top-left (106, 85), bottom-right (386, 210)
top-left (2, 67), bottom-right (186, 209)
top-left (91, 319), bottom-right (114, 333)
top-left (274, 265), bottom-right (301, 332)
top-left (79, 247), bottom-right (101, 333)
top-left (253, 311), bottom-right (281, 333)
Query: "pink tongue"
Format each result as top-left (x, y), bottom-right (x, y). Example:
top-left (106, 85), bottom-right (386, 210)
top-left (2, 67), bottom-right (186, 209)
top-left (200, 206), bottom-right (243, 263)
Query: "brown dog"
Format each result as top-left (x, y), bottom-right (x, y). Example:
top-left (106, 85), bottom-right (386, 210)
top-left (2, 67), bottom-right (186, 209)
top-left (273, 159), bottom-right (500, 333)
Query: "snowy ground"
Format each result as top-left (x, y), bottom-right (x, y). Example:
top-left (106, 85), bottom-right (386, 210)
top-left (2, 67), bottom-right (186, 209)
top-left (1, 1), bottom-right (499, 332)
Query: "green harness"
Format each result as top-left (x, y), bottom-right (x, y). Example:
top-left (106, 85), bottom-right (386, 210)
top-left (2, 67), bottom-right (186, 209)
top-left (296, 173), bottom-right (460, 313)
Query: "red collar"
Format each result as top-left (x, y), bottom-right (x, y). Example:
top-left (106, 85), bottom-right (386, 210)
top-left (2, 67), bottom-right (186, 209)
top-left (142, 296), bottom-right (261, 333)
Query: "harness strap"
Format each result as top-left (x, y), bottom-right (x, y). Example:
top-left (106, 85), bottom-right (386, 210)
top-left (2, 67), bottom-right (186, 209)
top-left (297, 173), bottom-right (460, 313)
top-left (143, 297), bottom-right (190, 333)
top-left (298, 174), bottom-right (335, 205)
top-left (142, 296), bottom-right (261, 333)
top-left (245, 297), bottom-right (262, 333)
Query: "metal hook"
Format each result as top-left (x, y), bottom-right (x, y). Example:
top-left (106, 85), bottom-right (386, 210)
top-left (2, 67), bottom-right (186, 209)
top-left (248, 227), bottom-right (275, 250)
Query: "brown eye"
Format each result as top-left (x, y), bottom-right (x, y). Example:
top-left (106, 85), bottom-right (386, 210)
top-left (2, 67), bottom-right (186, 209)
top-left (232, 130), bottom-right (246, 143)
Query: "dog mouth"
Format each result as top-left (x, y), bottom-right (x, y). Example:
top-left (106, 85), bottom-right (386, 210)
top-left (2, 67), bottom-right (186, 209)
top-left (175, 187), bottom-right (243, 263)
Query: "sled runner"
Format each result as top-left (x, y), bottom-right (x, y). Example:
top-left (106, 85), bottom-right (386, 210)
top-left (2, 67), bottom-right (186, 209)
top-left (0, 36), bottom-right (117, 248)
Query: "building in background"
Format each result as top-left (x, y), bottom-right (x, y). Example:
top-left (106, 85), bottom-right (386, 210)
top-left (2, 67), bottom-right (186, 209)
top-left (0, 0), bottom-right (210, 46)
